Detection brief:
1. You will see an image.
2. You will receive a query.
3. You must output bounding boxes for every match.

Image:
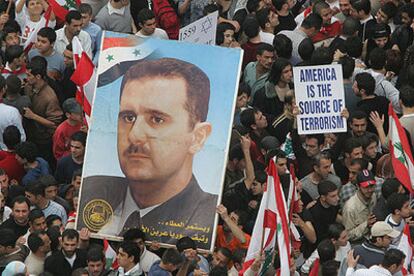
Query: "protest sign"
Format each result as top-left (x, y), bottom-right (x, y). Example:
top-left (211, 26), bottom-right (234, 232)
top-left (293, 64), bottom-right (347, 135)
top-left (76, 31), bottom-right (243, 251)
top-left (179, 11), bottom-right (218, 45)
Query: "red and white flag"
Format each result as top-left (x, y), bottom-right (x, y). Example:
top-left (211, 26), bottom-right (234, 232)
top-left (48, 0), bottom-right (80, 21)
top-left (71, 36), bottom-right (96, 119)
top-left (103, 239), bottom-right (118, 270)
top-left (397, 224), bottom-right (414, 275)
top-left (23, 7), bottom-right (52, 52)
top-left (388, 104), bottom-right (414, 193)
top-left (240, 158), bottom-right (291, 275)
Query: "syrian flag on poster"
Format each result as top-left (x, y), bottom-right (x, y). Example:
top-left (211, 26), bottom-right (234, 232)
top-left (388, 104), bottom-right (414, 193)
top-left (23, 7), bottom-right (52, 52)
top-left (71, 36), bottom-right (96, 119)
top-left (397, 224), bottom-right (414, 275)
top-left (240, 158), bottom-right (291, 276)
top-left (48, 0), bottom-right (80, 21)
top-left (103, 239), bottom-right (118, 270)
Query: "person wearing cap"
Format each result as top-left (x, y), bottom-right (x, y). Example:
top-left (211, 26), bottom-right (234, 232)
top-left (176, 236), bottom-right (210, 275)
top-left (346, 248), bottom-right (405, 275)
top-left (338, 221), bottom-right (399, 274)
top-left (52, 98), bottom-right (85, 160)
top-left (342, 169), bottom-right (377, 243)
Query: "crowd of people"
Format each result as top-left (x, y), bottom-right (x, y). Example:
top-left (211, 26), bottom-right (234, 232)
top-left (0, 0), bottom-right (413, 275)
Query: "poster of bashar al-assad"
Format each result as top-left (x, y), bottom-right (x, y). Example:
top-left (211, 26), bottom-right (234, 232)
top-left (76, 32), bottom-right (243, 250)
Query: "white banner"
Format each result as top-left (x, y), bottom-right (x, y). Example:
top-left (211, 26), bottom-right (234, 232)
top-left (179, 11), bottom-right (218, 45)
top-left (293, 64), bottom-right (347, 135)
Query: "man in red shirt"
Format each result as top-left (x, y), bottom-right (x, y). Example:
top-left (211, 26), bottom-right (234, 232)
top-left (0, 126), bottom-right (25, 183)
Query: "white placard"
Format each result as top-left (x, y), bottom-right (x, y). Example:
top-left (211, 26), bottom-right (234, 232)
top-left (293, 64), bottom-right (347, 135)
top-left (179, 11), bottom-right (218, 45)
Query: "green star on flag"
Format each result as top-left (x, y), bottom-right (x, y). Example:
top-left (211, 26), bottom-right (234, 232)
top-left (106, 55), bottom-right (114, 62)
top-left (133, 49), bottom-right (141, 56)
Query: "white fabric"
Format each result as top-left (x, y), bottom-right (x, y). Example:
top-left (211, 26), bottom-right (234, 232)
top-left (54, 26), bottom-right (92, 58)
top-left (107, 2), bottom-right (126, 16)
top-left (345, 265), bottom-right (392, 276)
top-left (0, 104), bottom-right (26, 150)
top-left (136, 28), bottom-right (169, 40)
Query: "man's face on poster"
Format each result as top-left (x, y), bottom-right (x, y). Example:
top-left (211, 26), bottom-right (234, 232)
top-left (117, 76), bottom-right (200, 183)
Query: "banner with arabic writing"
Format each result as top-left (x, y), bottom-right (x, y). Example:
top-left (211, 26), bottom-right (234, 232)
top-left (76, 31), bottom-right (243, 250)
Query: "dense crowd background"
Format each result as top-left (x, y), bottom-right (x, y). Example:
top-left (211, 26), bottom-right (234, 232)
top-left (0, 0), bottom-right (414, 275)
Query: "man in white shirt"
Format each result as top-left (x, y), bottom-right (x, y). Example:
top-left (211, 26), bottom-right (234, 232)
top-left (54, 10), bottom-right (92, 58)
top-left (135, 9), bottom-right (169, 40)
top-left (256, 7), bottom-right (279, 45)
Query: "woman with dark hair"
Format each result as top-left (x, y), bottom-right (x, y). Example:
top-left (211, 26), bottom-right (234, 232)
top-left (363, 23), bottom-right (392, 62)
top-left (252, 58), bottom-right (293, 117)
top-left (216, 22), bottom-right (239, 47)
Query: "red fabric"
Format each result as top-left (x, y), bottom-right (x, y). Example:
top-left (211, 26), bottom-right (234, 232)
top-left (241, 41), bottom-right (261, 70)
top-left (52, 120), bottom-right (82, 160)
top-left (48, 0), bottom-right (81, 21)
top-left (0, 151), bottom-right (25, 183)
top-left (216, 225), bottom-right (251, 252)
top-left (151, 0), bottom-right (180, 39)
top-left (309, 258), bottom-right (320, 276)
top-left (312, 21), bottom-right (342, 43)
top-left (70, 52), bottom-right (94, 116)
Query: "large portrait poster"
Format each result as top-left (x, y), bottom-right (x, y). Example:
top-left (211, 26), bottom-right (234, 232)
top-left (76, 32), bottom-right (243, 250)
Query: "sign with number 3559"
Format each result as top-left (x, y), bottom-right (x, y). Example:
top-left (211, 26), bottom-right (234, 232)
top-left (179, 11), bottom-right (218, 45)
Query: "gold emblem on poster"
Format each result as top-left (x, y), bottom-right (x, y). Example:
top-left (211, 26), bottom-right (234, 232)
top-left (83, 199), bottom-right (113, 231)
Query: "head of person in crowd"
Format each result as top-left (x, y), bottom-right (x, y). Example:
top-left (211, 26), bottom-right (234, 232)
top-left (342, 17), bottom-right (361, 38)
top-left (339, 56), bottom-right (355, 82)
top-left (71, 169), bottom-right (82, 192)
top-left (137, 8), bottom-right (157, 36)
top-left (312, 151), bottom-right (333, 180)
top-left (369, 221), bottom-right (399, 249)
top-left (26, 56), bottom-right (48, 89)
top-left (399, 3), bottom-right (414, 27)
top-left (65, 10), bottom-right (83, 38)
top-left (267, 57), bottom-right (292, 86)
top-left (357, 169), bottom-right (376, 200)
top-left (328, 223), bottom-right (349, 248)
top-left (348, 158), bottom-right (368, 184)
top-left (211, 247), bottom-right (232, 268)
top-left (216, 23), bottom-right (236, 47)
top-left (69, 131), bottom-right (87, 162)
top-left (28, 230), bottom-right (51, 257)
top-left (46, 214), bottom-right (64, 232)
top-left (272, 34), bottom-right (292, 59)
top-left (5, 45), bottom-right (25, 70)
top-left (35, 27), bottom-right (56, 56)
top-left (376, 2), bottom-right (397, 25)
top-left (349, 111), bottom-right (368, 137)
top-left (321, 259), bottom-right (340, 276)
top-left (318, 239), bottom-right (336, 263)
top-left (399, 85), bottom-right (414, 111)
top-left (360, 132), bottom-right (379, 160)
top-left (158, 248), bottom-right (184, 272)
top-left (240, 107), bottom-right (268, 132)
top-left (0, 228), bottom-right (18, 256)
top-left (227, 143), bottom-right (247, 173)
top-left (63, 43), bottom-right (74, 68)
top-left (343, 137), bottom-right (364, 162)
top-left (2, 25), bottom-right (21, 48)
top-left (255, 43), bottom-right (275, 71)
top-left (243, 16), bottom-right (260, 40)
top-left (236, 83), bottom-right (251, 110)
top-left (61, 229), bottom-right (79, 257)
top-left (123, 227), bottom-right (147, 254)
top-left (350, 0), bottom-right (371, 20)
top-left (3, 125), bottom-right (21, 153)
top-left (304, 134), bottom-right (324, 158)
top-left (298, 38), bottom-right (315, 63)
top-left (339, 0), bottom-right (352, 17)
top-left (264, 148), bottom-right (287, 175)
top-left (353, 72), bottom-right (376, 98)
top-left (256, 8), bottom-right (279, 33)
top-left (25, 181), bottom-right (48, 207)
top-left (0, 168), bottom-right (10, 198)
top-left (310, 47), bottom-right (334, 65)
top-left (176, 236), bottom-right (199, 261)
top-left (344, 36), bottom-right (363, 59)
top-left (246, 0), bottom-right (265, 14)
top-left (38, 174), bottom-right (59, 201)
top-left (87, 247), bottom-right (106, 276)
top-left (223, 209), bottom-right (248, 234)
top-left (318, 180), bottom-right (339, 207)
top-left (387, 193), bottom-right (411, 220)
top-left (369, 48), bottom-right (387, 71)
top-left (6, 74), bottom-right (22, 98)
top-left (382, 178), bottom-right (405, 200)
top-left (385, 49), bottom-right (401, 76)
top-left (47, 225), bottom-right (62, 251)
top-left (117, 241), bottom-right (141, 272)
top-left (272, 0), bottom-right (295, 13)
top-left (260, 136), bottom-right (280, 157)
top-left (376, 153), bottom-right (394, 179)
top-left (313, 0), bottom-right (333, 26)
top-left (380, 249), bottom-right (406, 274)
top-left (25, 0), bottom-right (45, 17)
top-left (59, 183), bottom-right (75, 203)
top-left (232, 248), bottom-right (247, 271)
top-left (28, 208), bottom-right (47, 232)
top-left (300, 13), bottom-right (323, 38)
top-left (79, 3), bottom-right (93, 28)
top-left (251, 170), bottom-right (266, 195)
top-left (10, 195), bottom-right (30, 226)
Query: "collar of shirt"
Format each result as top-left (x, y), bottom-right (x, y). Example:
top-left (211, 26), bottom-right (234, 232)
top-left (108, 2), bottom-right (126, 16)
top-left (401, 113), bottom-right (414, 119)
top-left (56, 26), bottom-right (70, 44)
top-left (124, 262), bottom-right (143, 275)
top-left (360, 15), bottom-right (373, 24)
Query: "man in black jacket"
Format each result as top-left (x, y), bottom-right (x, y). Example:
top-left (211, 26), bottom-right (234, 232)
top-left (44, 229), bottom-right (87, 276)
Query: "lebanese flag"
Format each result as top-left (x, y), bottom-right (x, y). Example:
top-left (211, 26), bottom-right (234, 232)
top-left (23, 7), bottom-right (52, 52)
top-left (397, 224), bottom-right (414, 275)
top-left (309, 258), bottom-right (320, 276)
top-left (71, 36), bottom-right (96, 118)
top-left (103, 239), bottom-right (118, 270)
top-left (240, 158), bottom-right (291, 275)
top-left (388, 104), bottom-right (414, 193)
top-left (48, 0), bottom-right (80, 21)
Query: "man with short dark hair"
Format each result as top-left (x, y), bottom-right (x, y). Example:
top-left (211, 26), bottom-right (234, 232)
top-left (25, 230), bottom-right (50, 275)
top-left (55, 10), bottom-right (92, 57)
top-left (114, 241), bottom-right (142, 275)
top-left (1, 45), bottom-right (27, 80)
top-left (20, 209), bottom-right (47, 246)
top-left (0, 228), bottom-right (29, 271)
top-left (15, 142), bottom-right (50, 186)
top-left (256, 8), bottom-right (279, 44)
top-left (86, 248), bottom-right (109, 276)
top-left (79, 3), bottom-right (102, 57)
top-left (0, 196), bottom-right (30, 238)
top-left (44, 229), bottom-right (88, 276)
top-left (350, 0), bottom-right (376, 41)
top-left (176, 236), bottom-right (209, 274)
top-left (135, 8), bottom-right (168, 39)
top-left (149, 248), bottom-right (183, 275)
top-left (38, 174), bottom-right (71, 213)
top-left (292, 132), bottom-right (325, 179)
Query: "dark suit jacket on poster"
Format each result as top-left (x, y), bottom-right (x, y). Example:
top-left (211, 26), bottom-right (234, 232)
top-left (78, 175), bottom-right (218, 250)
